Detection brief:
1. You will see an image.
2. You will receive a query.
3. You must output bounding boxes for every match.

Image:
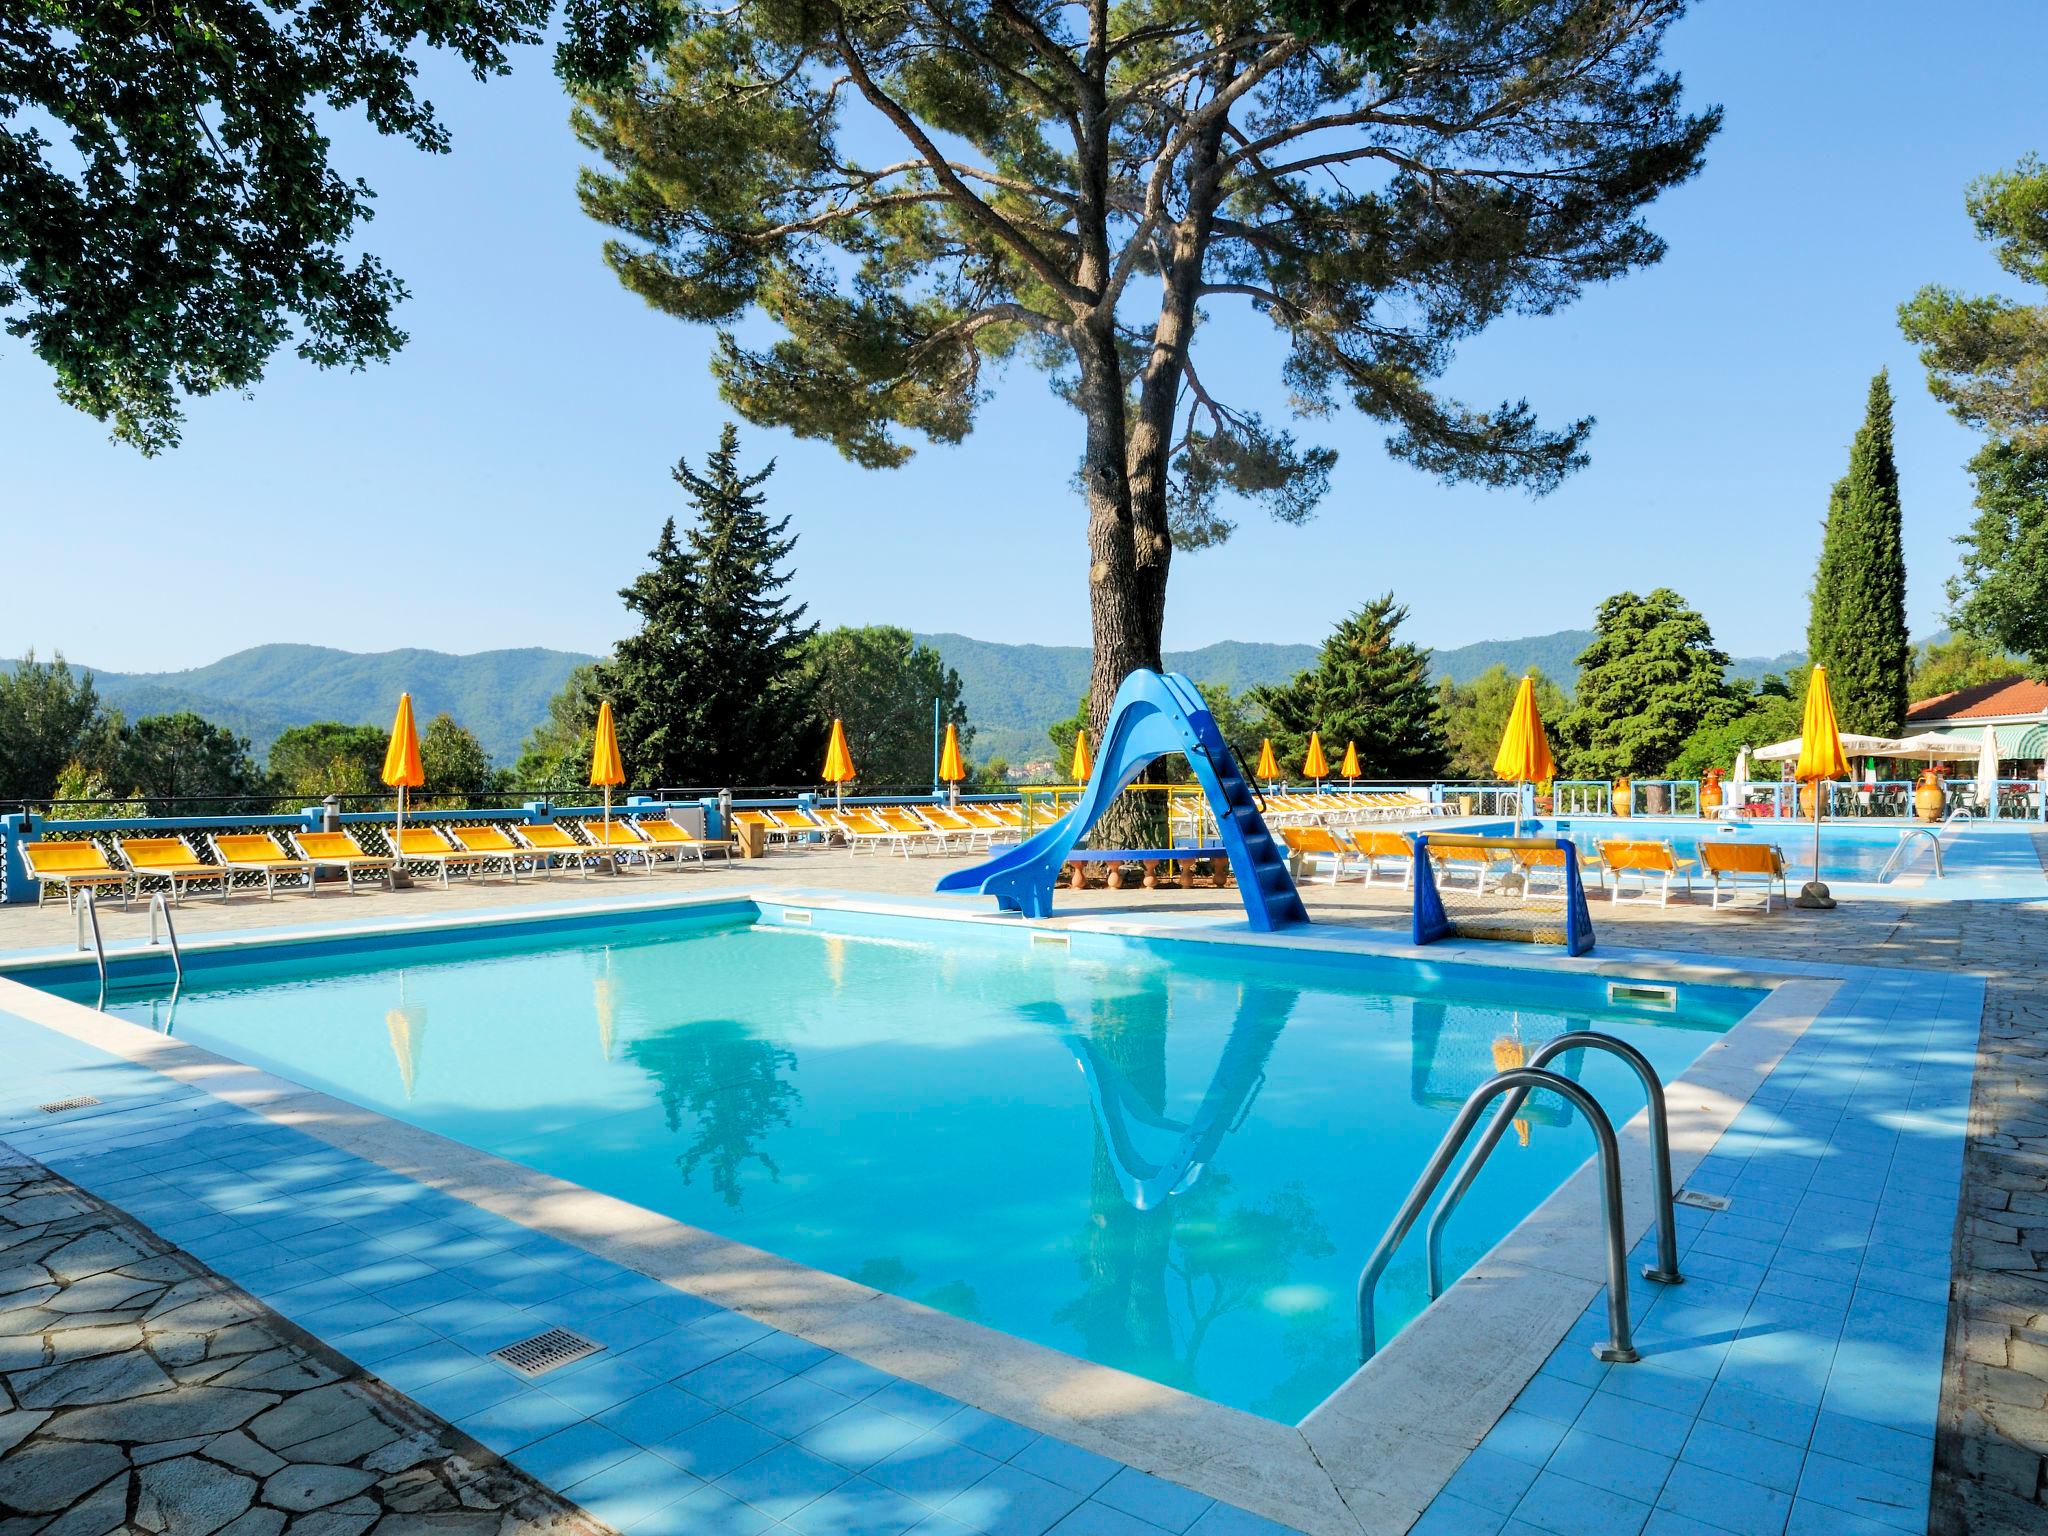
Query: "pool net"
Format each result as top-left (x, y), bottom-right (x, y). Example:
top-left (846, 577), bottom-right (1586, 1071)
top-left (1411, 834), bottom-right (1595, 956)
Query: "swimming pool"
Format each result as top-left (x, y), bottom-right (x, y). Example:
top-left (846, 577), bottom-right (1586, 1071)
top-left (18, 903), bottom-right (1760, 1421)
top-left (1539, 815), bottom-right (2016, 883)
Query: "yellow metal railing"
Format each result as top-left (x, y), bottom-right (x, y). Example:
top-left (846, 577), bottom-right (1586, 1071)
top-left (1018, 781), bottom-right (1218, 848)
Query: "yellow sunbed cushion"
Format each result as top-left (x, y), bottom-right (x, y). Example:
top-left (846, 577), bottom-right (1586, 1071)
top-left (214, 834), bottom-right (303, 865)
top-left (24, 841), bottom-right (120, 875)
top-left (449, 827), bottom-right (521, 853)
top-left (1700, 842), bottom-right (1783, 876)
top-left (119, 838), bottom-right (213, 871)
top-left (297, 832), bottom-right (385, 861)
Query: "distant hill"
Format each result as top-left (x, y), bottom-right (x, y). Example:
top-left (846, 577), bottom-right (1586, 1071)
top-left (15, 627), bottom-right (1818, 774)
top-left (37, 645), bottom-right (598, 764)
top-left (1427, 630), bottom-right (1808, 689)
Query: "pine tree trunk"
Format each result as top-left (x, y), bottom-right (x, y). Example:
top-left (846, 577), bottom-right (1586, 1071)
top-left (1080, 326), bottom-right (1159, 738)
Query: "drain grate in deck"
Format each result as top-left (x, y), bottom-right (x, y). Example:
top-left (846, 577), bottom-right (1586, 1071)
top-left (38, 1095), bottom-right (101, 1114)
top-left (490, 1327), bottom-right (603, 1377)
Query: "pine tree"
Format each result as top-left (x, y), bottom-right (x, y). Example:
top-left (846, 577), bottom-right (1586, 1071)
top-left (1807, 373), bottom-right (1909, 734)
top-left (601, 425), bottom-right (815, 788)
top-left (1561, 590), bottom-right (1739, 779)
top-left (1251, 595), bottom-right (1447, 779)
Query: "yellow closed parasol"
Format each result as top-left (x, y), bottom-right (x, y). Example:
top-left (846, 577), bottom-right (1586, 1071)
top-left (1794, 666), bottom-right (1850, 908)
top-left (1070, 728), bottom-right (1093, 785)
top-left (938, 722), bottom-right (966, 804)
top-left (1303, 732), bottom-right (1329, 787)
top-left (1340, 741), bottom-right (1361, 782)
top-left (822, 718), bottom-right (857, 807)
top-left (591, 699), bottom-right (625, 848)
top-left (382, 693), bottom-right (424, 878)
top-left (1255, 738), bottom-right (1279, 785)
top-left (1492, 674), bottom-right (1554, 836)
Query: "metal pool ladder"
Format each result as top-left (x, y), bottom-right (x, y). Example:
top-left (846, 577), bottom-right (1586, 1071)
top-left (1877, 827), bottom-right (1944, 883)
top-left (74, 890), bottom-right (184, 1004)
top-left (1356, 1030), bottom-right (1684, 1366)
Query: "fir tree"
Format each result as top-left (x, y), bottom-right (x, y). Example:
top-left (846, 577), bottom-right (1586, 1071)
top-left (601, 425), bottom-right (815, 788)
top-left (1807, 373), bottom-right (1909, 734)
top-left (1251, 596), bottom-right (1446, 779)
top-left (1561, 590), bottom-right (1738, 778)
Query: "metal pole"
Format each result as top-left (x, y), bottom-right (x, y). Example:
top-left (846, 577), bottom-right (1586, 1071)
top-left (933, 696), bottom-right (942, 795)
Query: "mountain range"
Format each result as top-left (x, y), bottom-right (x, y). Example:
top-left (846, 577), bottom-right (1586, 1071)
top-left (19, 631), bottom-right (1812, 768)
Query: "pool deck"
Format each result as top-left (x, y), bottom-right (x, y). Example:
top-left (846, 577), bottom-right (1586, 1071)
top-left (0, 835), bottom-right (2043, 1536)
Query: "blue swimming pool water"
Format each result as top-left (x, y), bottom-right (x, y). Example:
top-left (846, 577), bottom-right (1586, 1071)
top-left (30, 907), bottom-right (1760, 1421)
top-left (1538, 815), bottom-right (2004, 883)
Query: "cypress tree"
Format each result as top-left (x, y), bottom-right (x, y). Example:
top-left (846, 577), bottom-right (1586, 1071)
top-left (602, 425), bottom-right (815, 788)
top-left (1252, 595), bottom-right (1447, 779)
top-left (1807, 373), bottom-right (1909, 734)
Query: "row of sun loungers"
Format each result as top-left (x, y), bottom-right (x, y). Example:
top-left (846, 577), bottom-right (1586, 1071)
top-left (734, 800), bottom-right (1074, 857)
top-left (21, 818), bottom-right (729, 906)
top-left (1257, 790), bottom-right (1452, 827)
top-left (1278, 829), bottom-right (1792, 911)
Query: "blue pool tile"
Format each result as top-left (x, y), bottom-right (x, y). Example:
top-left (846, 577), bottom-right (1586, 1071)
top-left (513, 1419), bottom-right (642, 1490)
top-left (1676, 1420), bottom-right (1804, 1496)
top-left (785, 1475), bottom-right (933, 1536)
top-left (1509, 1375), bottom-right (1594, 1427)
top-left (456, 1385), bottom-right (588, 1454)
top-left (410, 1361), bottom-right (529, 1423)
top-left (1637, 1514), bottom-right (1723, 1536)
top-left (1544, 1428), bottom-right (1673, 1503)
top-left (902, 1513), bottom-right (985, 1536)
top-left (1090, 1467), bottom-right (1212, 1532)
top-left (1479, 1410), bottom-right (1569, 1469)
top-left (1652, 1462), bottom-right (1790, 1536)
top-left (566, 1448), bottom-right (703, 1529)
top-left (580, 1301), bottom-right (683, 1354)
top-left (692, 1310), bottom-right (780, 1354)
top-left (1409, 1493), bottom-right (1508, 1536)
top-left (376, 1339), bottom-right (484, 1396)
top-left (638, 1290), bottom-right (724, 1327)
top-left (599, 1383), bottom-right (719, 1448)
top-left (801, 1403), bottom-right (932, 1471)
top-left (619, 1328), bottom-right (747, 1384)
top-left (718, 1442), bottom-right (856, 1521)
top-left (940, 1464), bottom-right (1085, 1536)
top-left (1506, 1469), bottom-right (1651, 1536)
top-left (748, 1330), bottom-right (837, 1374)
top-left (295, 1290), bottom-right (403, 1335)
top-left (656, 1413), bottom-right (786, 1481)
top-left (381, 1270), bottom-right (482, 1315)
top-left (870, 1435), bottom-right (1009, 1510)
top-left (930, 1408), bottom-right (1037, 1464)
top-left (481, 1264), bottom-right (592, 1308)
top-left (806, 1354), bottom-right (898, 1401)
top-left (737, 1375), bottom-right (858, 1439)
top-left (1696, 1379), bottom-right (1817, 1448)
top-left (1591, 1362), bottom-right (1709, 1420)
top-left (1784, 1497), bottom-right (1899, 1534)
top-left (1441, 1447), bottom-right (1540, 1516)
top-left (1807, 1411), bottom-right (1932, 1483)
top-left (1568, 1393), bottom-right (1692, 1460)
top-left (414, 1291), bottom-right (533, 1340)
top-left (868, 1380), bottom-right (968, 1433)
top-left (1793, 1451), bottom-right (1926, 1532)
top-left (629, 1483), bottom-right (779, 1536)
top-left (541, 1356), bottom-right (666, 1417)
top-left (684, 1349), bottom-right (794, 1408)
top-left (1007, 1438), bottom-right (1119, 1496)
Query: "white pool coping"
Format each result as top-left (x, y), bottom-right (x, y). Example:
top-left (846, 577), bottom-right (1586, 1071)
top-left (0, 888), bottom-right (1845, 1535)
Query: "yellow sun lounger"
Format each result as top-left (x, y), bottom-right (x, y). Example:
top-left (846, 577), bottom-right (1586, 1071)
top-left (395, 827), bottom-right (494, 886)
top-left (21, 841), bottom-right (132, 908)
top-left (827, 810), bottom-right (921, 856)
top-left (510, 822), bottom-right (609, 875)
top-left (1698, 841), bottom-right (1788, 910)
top-left (1425, 841), bottom-right (1507, 894)
top-left (293, 830), bottom-right (396, 890)
top-left (445, 825), bottom-right (544, 880)
top-left (580, 820), bottom-right (672, 869)
top-left (1597, 840), bottom-right (1695, 907)
top-left (634, 818), bottom-right (732, 862)
top-left (118, 837), bottom-right (230, 904)
top-left (210, 833), bottom-right (317, 898)
top-left (1279, 825), bottom-right (1353, 882)
top-left (1347, 828), bottom-right (1416, 887)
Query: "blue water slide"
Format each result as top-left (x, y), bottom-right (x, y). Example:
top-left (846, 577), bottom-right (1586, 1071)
top-left (935, 670), bottom-right (1309, 930)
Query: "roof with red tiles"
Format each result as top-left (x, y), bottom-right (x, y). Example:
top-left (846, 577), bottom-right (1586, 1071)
top-left (1906, 675), bottom-right (2048, 722)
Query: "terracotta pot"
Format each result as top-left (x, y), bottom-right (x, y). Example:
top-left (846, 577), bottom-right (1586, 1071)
top-left (1914, 770), bottom-right (1945, 823)
top-left (1701, 770), bottom-right (1723, 816)
top-left (1799, 781), bottom-right (1821, 818)
top-left (1612, 778), bottom-right (1633, 817)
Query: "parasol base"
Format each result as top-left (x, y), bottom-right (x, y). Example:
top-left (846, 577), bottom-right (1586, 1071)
top-left (1794, 881), bottom-right (1836, 910)
top-left (390, 871), bottom-right (416, 891)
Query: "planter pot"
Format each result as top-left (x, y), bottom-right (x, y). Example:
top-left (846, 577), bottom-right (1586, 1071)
top-left (1701, 780), bottom-right (1723, 816)
top-left (1612, 779), bottom-right (1633, 818)
top-left (1914, 772), bottom-right (1945, 823)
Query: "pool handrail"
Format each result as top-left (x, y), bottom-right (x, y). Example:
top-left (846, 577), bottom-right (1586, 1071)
top-left (1357, 1065), bottom-right (1640, 1365)
top-left (1422, 1031), bottom-right (1683, 1300)
top-left (1878, 826), bottom-right (1945, 883)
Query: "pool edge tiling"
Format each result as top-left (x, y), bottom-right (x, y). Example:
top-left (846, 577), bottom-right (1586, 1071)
top-left (0, 893), bottom-right (1983, 1536)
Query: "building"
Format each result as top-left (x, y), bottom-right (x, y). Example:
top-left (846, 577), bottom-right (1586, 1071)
top-left (1905, 676), bottom-right (2048, 769)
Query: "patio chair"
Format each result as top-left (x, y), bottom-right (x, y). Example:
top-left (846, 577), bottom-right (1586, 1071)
top-left (827, 810), bottom-right (921, 856)
top-left (117, 837), bottom-right (230, 904)
top-left (1597, 840), bottom-right (1695, 908)
top-left (292, 830), bottom-right (397, 891)
top-left (394, 826), bottom-right (493, 886)
top-left (580, 820), bottom-right (669, 869)
top-left (633, 818), bottom-right (732, 863)
top-left (209, 833), bottom-right (317, 899)
top-left (510, 822), bottom-right (609, 876)
top-left (445, 825), bottom-right (542, 881)
top-left (1511, 844), bottom-right (1572, 904)
top-left (21, 841), bottom-right (132, 909)
top-left (1348, 828), bottom-right (1416, 888)
top-left (1699, 842), bottom-right (1788, 911)
top-left (1278, 825), bottom-right (1353, 883)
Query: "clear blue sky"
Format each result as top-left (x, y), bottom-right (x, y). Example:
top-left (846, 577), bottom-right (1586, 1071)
top-left (6, 1), bottom-right (2044, 673)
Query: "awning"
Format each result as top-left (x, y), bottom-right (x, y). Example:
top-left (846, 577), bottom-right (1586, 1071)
top-left (1922, 722), bottom-right (2048, 759)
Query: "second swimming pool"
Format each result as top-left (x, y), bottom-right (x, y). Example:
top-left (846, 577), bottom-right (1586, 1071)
top-left (25, 903), bottom-right (1761, 1421)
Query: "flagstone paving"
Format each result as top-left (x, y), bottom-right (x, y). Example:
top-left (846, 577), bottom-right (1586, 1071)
top-left (0, 1151), bottom-right (601, 1536)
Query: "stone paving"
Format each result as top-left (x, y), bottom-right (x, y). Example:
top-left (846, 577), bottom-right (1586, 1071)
top-left (0, 1150), bottom-right (601, 1536)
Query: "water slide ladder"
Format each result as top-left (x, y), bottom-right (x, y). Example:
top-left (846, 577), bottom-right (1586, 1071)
top-left (936, 670), bottom-right (1308, 930)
